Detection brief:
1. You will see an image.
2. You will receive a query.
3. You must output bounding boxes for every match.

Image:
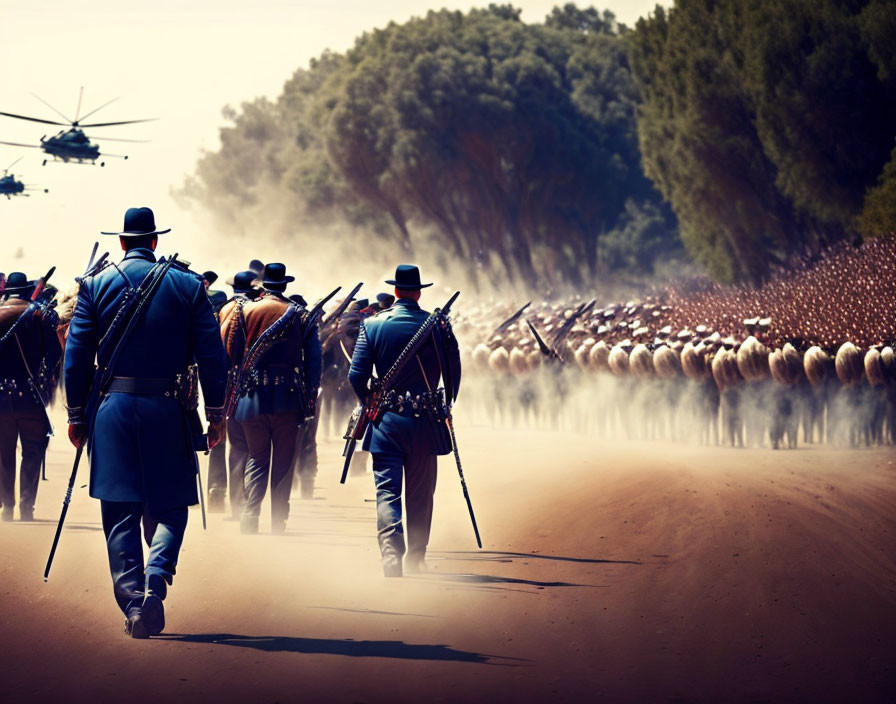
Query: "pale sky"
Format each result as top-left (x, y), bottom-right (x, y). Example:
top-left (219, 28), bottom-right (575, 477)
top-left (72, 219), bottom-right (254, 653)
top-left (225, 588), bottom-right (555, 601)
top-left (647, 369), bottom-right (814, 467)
top-left (0, 0), bottom-right (666, 288)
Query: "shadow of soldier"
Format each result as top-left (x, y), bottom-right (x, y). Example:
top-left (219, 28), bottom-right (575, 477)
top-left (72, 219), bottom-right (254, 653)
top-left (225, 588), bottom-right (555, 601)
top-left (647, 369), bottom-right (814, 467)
top-left (156, 633), bottom-right (523, 664)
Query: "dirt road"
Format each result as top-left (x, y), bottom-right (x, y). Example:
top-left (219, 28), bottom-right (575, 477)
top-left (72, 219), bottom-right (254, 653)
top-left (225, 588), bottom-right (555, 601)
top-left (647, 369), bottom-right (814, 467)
top-left (1, 421), bottom-right (894, 703)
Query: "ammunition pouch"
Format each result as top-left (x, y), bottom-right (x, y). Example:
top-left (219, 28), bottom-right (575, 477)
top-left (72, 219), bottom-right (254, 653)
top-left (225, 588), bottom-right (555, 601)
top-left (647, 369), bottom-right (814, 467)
top-left (379, 388), bottom-right (449, 421)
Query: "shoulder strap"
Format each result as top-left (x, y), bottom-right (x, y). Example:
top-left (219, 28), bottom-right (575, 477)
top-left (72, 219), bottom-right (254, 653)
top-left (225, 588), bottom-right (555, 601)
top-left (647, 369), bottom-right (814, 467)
top-left (86, 256), bottom-right (178, 422)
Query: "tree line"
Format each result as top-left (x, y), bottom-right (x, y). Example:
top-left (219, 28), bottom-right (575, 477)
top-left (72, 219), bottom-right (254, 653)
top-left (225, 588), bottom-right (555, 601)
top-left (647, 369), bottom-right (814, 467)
top-left (180, 2), bottom-right (896, 287)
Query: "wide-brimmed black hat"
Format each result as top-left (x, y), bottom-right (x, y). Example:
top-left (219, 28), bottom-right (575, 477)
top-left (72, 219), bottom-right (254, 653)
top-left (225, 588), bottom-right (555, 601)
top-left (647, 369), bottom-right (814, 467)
top-left (262, 263), bottom-right (294, 288)
top-left (101, 206), bottom-right (171, 236)
top-left (3, 271), bottom-right (33, 294)
top-left (385, 264), bottom-right (432, 290)
top-left (227, 270), bottom-right (257, 293)
top-left (202, 270), bottom-right (218, 285)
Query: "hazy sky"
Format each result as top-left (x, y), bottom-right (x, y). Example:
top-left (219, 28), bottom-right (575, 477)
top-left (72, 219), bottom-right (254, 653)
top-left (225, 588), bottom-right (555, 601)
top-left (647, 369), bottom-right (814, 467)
top-left (0, 0), bottom-right (666, 286)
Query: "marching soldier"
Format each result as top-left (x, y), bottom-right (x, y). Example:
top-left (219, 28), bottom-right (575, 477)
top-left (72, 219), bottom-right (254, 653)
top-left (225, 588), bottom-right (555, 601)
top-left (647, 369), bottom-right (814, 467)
top-left (222, 263), bottom-right (321, 534)
top-left (348, 265), bottom-right (461, 577)
top-left (0, 272), bottom-right (62, 521)
top-left (203, 270), bottom-right (228, 313)
top-left (375, 292), bottom-right (395, 311)
top-left (212, 270), bottom-right (257, 518)
top-left (204, 270), bottom-right (245, 513)
top-left (64, 207), bottom-right (228, 638)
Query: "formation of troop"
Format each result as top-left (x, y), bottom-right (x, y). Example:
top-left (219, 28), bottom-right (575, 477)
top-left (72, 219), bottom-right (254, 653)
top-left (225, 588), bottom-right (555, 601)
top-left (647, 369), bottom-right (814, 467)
top-left (456, 239), bottom-right (896, 449)
top-left (0, 207), bottom-right (466, 639)
top-left (3, 207), bottom-right (892, 639)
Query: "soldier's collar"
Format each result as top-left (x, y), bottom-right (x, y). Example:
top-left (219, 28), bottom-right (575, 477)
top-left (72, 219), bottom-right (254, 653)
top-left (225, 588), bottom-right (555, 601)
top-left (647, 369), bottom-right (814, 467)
top-left (122, 247), bottom-right (157, 263)
top-left (393, 298), bottom-right (420, 309)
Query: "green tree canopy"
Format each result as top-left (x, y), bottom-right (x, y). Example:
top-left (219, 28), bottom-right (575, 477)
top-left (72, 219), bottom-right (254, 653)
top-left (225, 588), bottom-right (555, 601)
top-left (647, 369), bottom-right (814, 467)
top-left (628, 0), bottom-right (896, 283)
top-left (180, 5), bottom-right (680, 288)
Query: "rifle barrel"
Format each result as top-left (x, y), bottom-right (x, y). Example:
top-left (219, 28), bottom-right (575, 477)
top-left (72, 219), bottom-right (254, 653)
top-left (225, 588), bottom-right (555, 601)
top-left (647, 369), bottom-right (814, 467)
top-left (44, 445), bottom-right (83, 581)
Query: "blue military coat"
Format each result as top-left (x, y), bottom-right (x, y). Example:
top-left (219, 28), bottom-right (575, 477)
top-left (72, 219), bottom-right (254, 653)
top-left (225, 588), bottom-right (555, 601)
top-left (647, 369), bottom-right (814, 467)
top-left (348, 297), bottom-right (461, 456)
top-left (64, 248), bottom-right (229, 512)
top-left (0, 293), bottom-right (62, 414)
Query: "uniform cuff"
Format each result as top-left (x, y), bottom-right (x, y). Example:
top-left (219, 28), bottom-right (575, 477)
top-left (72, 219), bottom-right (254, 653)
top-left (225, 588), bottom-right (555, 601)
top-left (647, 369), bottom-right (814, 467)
top-left (66, 406), bottom-right (85, 424)
top-left (205, 405), bottom-right (225, 423)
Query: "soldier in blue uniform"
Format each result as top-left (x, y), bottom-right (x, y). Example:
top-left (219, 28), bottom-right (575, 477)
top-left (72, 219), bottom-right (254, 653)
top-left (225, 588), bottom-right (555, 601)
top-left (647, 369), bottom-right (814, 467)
top-left (204, 270), bottom-right (242, 513)
top-left (349, 265), bottom-right (461, 577)
top-left (212, 270), bottom-right (257, 519)
top-left (64, 207), bottom-right (229, 638)
top-left (221, 263), bottom-right (322, 535)
top-left (0, 272), bottom-right (62, 521)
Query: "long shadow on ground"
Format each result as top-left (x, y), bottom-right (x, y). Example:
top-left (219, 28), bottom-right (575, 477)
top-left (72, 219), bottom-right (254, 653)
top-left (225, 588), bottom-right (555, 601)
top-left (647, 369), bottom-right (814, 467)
top-left (432, 550), bottom-right (641, 565)
top-left (417, 572), bottom-right (598, 588)
top-left (158, 633), bottom-right (513, 664)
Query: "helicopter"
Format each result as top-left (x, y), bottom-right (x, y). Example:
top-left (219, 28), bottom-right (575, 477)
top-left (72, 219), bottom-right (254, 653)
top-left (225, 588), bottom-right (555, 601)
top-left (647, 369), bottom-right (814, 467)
top-left (0, 157), bottom-right (48, 199)
top-left (0, 88), bottom-right (154, 167)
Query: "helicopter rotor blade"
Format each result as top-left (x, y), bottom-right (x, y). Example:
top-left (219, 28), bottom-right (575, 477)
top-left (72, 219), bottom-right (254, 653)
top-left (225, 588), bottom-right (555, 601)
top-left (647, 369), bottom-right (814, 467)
top-left (85, 135), bottom-right (150, 143)
top-left (78, 118), bottom-right (157, 129)
top-left (30, 92), bottom-right (74, 124)
top-left (4, 156), bottom-right (23, 172)
top-left (76, 96), bottom-right (121, 124)
top-left (0, 111), bottom-right (68, 127)
top-left (74, 86), bottom-right (84, 123)
top-left (0, 140), bottom-right (40, 148)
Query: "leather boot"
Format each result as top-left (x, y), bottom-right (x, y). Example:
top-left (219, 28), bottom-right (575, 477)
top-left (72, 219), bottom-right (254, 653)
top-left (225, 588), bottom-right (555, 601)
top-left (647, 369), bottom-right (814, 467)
top-left (141, 574), bottom-right (167, 636)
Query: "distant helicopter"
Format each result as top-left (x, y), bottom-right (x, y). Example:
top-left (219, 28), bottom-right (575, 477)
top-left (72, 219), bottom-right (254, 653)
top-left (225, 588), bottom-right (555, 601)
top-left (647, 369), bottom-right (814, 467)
top-left (0, 88), bottom-right (154, 167)
top-left (0, 157), bottom-right (47, 199)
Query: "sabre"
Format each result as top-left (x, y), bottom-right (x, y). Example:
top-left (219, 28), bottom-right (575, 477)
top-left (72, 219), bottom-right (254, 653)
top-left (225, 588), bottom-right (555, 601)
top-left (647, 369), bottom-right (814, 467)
top-left (196, 469), bottom-right (207, 531)
top-left (445, 415), bottom-right (482, 548)
top-left (44, 446), bottom-right (83, 581)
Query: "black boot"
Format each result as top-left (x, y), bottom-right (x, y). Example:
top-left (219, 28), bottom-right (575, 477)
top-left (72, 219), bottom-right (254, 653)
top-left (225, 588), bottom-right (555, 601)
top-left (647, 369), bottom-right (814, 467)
top-left (124, 606), bottom-right (149, 639)
top-left (141, 574), bottom-right (167, 636)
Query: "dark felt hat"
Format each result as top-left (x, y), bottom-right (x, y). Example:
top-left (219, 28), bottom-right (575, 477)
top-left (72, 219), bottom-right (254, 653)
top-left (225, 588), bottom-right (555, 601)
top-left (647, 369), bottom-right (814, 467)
top-left (3, 271), bottom-right (33, 294)
top-left (208, 290), bottom-right (228, 310)
top-left (385, 264), bottom-right (432, 290)
top-left (101, 206), bottom-right (171, 236)
top-left (248, 259), bottom-right (265, 275)
top-left (202, 270), bottom-right (218, 285)
top-left (227, 270), bottom-right (256, 293)
top-left (262, 263), bottom-right (294, 288)
top-left (376, 292), bottom-right (395, 308)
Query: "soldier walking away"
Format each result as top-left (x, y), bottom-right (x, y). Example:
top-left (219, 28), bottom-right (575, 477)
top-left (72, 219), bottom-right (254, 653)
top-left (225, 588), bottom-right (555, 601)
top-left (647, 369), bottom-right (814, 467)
top-left (222, 263), bottom-right (322, 535)
top-left (348, 265), bottom-right (461, 577)
top-left (204, 270), bottom-right (237, 513)
top-left (64, 206), bottom-right (228, 639)
top-left (0, 272), bottom-right (62, 521)
top-left (214, 270), bottom-right (257, 519)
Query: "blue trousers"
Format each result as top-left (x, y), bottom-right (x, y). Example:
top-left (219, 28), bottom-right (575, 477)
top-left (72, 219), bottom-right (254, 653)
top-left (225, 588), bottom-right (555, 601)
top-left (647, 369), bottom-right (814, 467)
top-left (371, 451), bottom-right (437, 559)
top-left (100, 501), bottom-right (188, 614)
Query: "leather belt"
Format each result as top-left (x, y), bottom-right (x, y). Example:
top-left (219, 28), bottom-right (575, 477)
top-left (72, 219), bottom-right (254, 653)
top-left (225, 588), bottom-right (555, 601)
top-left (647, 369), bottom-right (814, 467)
top-left (107, 376), bottom-right (174, 395)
